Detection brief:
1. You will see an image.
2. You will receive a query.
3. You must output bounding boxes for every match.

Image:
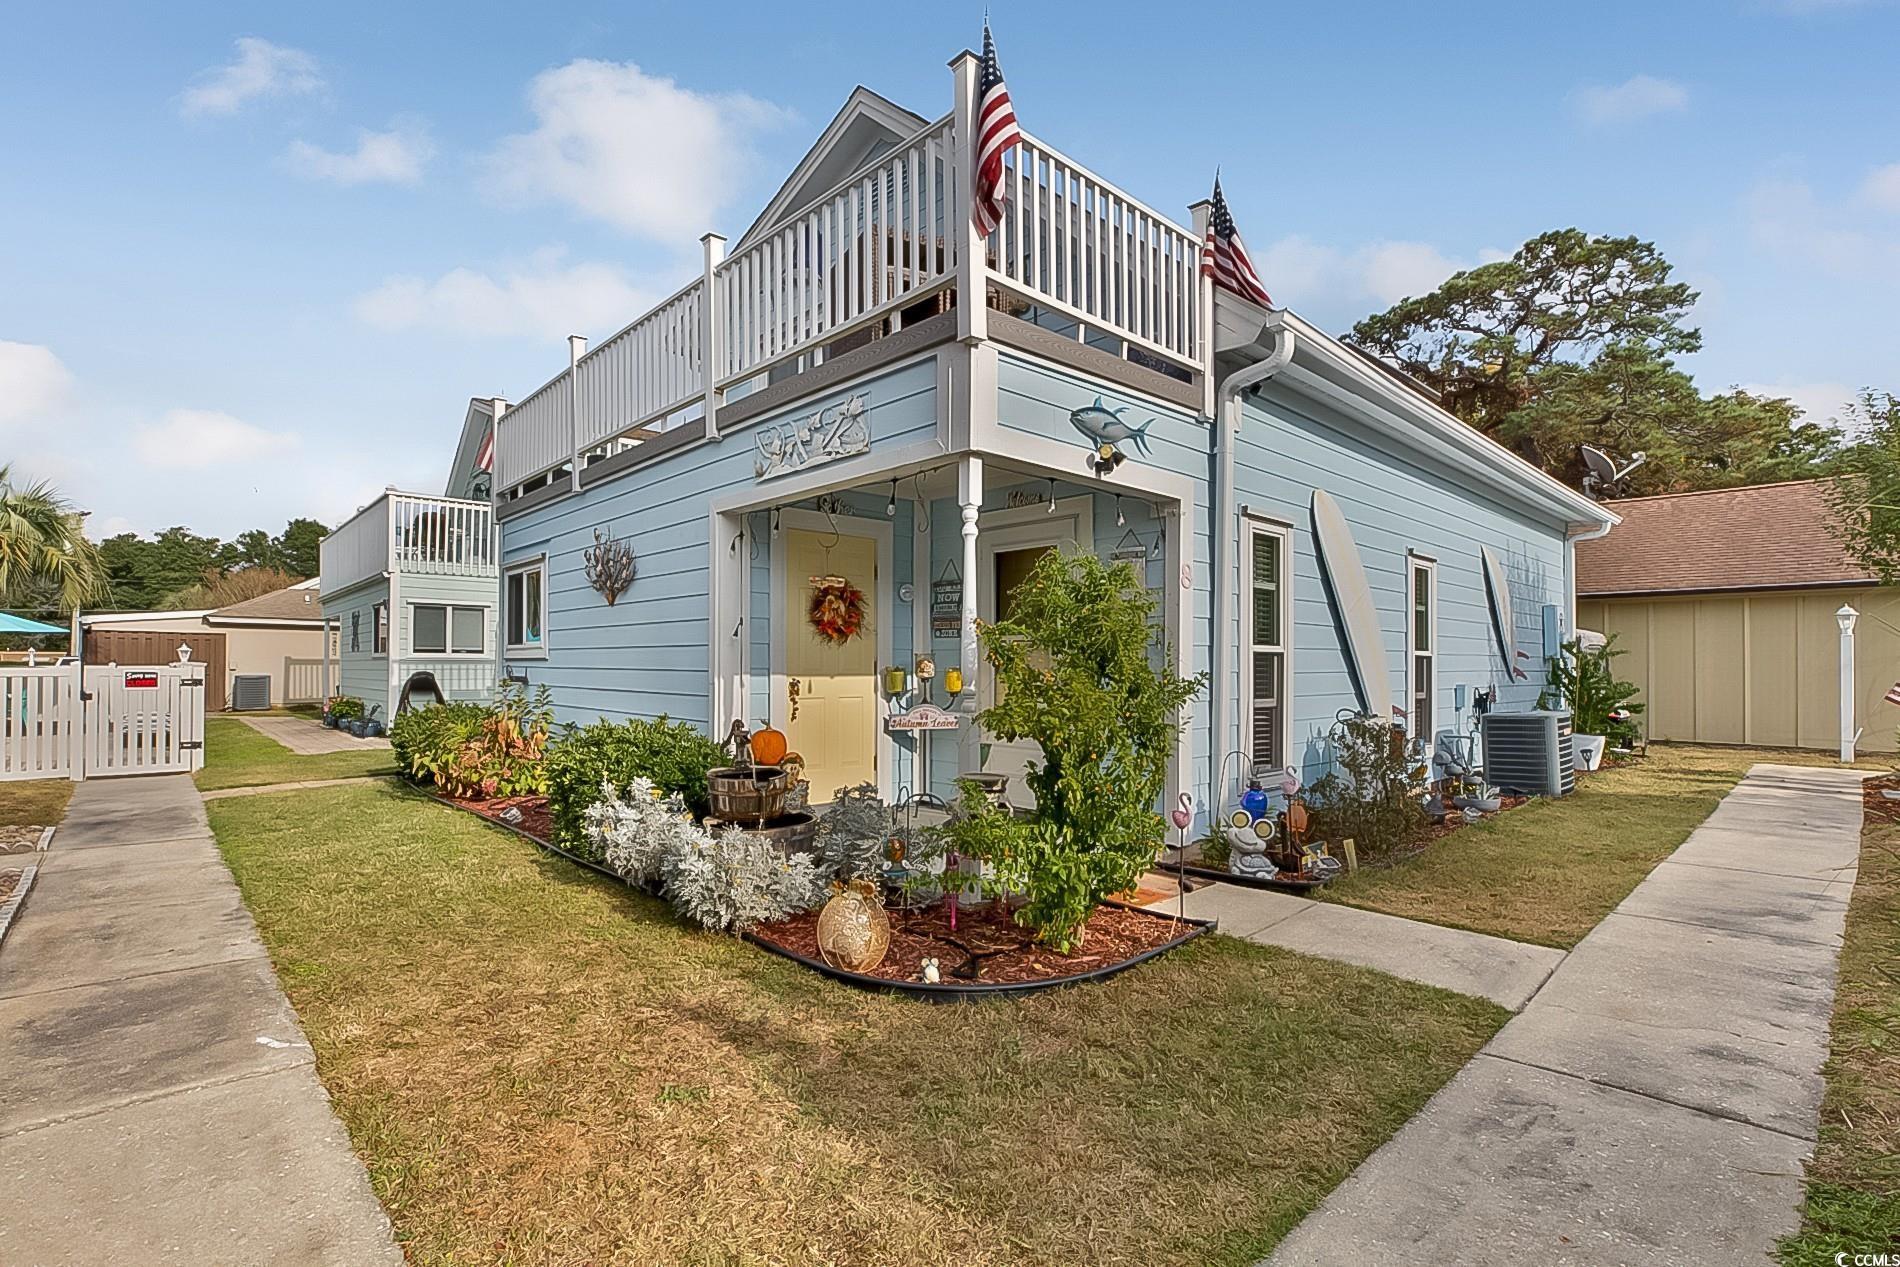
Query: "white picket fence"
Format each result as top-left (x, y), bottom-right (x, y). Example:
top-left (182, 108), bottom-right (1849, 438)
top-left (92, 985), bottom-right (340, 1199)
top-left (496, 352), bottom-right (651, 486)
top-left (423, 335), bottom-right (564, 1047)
top-left (0, 661), bottom-right (205, 781)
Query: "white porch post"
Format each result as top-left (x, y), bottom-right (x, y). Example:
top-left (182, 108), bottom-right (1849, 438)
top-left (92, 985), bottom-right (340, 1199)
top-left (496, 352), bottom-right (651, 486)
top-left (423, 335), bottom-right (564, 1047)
top-left (1838, 604), bottom-right (1859, 763)
top-left (1190, 199), bottom-right (1216, 421)
top-left (567, 334), bottom-right (587, 492)
top-left (949, 49), bottom-right (987, 346)
top-left (957, 456), bottom-right (983, 774)
top-left (701, 233), bottom-right (727, 441)
top-left (320, 616), bottom-right (333, 704)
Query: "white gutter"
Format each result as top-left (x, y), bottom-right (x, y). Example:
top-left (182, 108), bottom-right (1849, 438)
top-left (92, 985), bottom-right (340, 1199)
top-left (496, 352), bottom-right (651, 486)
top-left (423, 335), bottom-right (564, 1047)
top-left (1210, 318), bottom-right (1295, 818)
top-left (1565, 518), bottom-right (1615, 632)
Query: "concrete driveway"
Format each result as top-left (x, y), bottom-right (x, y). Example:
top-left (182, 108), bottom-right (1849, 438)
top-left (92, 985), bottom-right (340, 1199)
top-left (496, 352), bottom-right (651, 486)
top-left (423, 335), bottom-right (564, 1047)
top-left (0, 775), bottom-right (401, 1267)
top-left (1267, 763), bottom-right (1863, 1265)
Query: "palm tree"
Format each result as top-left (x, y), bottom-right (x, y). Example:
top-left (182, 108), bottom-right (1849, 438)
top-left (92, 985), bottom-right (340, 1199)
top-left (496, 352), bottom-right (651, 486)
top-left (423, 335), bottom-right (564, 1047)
top-left (0, 466), bottom-right (106, 612)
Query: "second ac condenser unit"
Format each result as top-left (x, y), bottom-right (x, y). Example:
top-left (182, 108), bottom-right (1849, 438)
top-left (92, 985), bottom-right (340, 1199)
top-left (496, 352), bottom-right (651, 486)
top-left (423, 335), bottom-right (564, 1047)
top-left (1480, 710), bottom-right (1575, 797)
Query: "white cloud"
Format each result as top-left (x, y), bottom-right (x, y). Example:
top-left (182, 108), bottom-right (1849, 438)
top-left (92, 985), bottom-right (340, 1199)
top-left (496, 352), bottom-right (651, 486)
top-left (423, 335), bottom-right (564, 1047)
top-left (354, 251), bottom-right (657, 341)
top-left (132, 409), bottom-right (299, 469)
top-left (1735, 379), bottom-right (1861, 426)
top-left (1747, 176), bottom-right (1900, 279)
top-left (1571, 75), bottom-right (1689, 125)
top-left (1253, 235), bottom-right (1470, 310)
top-left (285, 122), bottom-right (434, 186)
top-left (180, 37), bottom-right (323, 118)
top-left (482, 59), bottom-right (787, 238)
top-left (1861, 163), bottom-right (1900, 212)
top-left (0, 342), bottom-right (74, 426)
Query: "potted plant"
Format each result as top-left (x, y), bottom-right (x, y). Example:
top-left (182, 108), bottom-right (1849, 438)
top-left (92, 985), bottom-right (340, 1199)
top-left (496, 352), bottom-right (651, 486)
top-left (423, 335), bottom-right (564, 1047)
top-left (327, 695), bottom-right (365, 732)
top-left (1540, 635), bottom-right (1644, 772)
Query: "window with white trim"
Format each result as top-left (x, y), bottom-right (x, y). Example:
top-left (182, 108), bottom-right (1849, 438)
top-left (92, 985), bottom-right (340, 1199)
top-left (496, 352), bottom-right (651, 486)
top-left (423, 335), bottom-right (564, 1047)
top-left (1243, 522), bottom-right (1291, 771)
top-left (1408, 555), bottom-right (1436, 741)
top-left (412, 604), bottom-right (486, 656)
top-left (505, 559), bottom-right (547, 655)
top-left (372, 601), bottom-right (389, 655)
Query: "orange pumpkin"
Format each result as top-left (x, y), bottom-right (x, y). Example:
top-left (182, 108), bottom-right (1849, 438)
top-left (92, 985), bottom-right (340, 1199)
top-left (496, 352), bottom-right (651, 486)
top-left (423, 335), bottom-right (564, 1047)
top-left (751, 725), bottom-right (788, 767)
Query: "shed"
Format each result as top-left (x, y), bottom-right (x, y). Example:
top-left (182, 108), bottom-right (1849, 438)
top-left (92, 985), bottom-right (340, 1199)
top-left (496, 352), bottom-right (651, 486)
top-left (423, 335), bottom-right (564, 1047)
top-left (1576, 479), bottom-right (1896, 751)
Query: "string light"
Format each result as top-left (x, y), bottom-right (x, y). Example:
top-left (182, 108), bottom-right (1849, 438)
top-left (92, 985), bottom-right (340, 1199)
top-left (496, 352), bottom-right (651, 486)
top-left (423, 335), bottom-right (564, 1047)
top-left (1115, 494), bottom-right (1125, 527)
top-left (1047, 477), bottom-right (1057, 513)
top-left (887, 478), bottom-right (898, 518)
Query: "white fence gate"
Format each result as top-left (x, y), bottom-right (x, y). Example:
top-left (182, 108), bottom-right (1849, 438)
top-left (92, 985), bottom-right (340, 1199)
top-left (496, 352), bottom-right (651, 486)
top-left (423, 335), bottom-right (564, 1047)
top-left (0, 661), bottom-right (205, 781)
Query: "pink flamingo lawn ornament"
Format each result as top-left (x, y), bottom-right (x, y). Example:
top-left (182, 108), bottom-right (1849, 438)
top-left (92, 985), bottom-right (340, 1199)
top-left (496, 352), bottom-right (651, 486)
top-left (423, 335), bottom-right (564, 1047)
top-left (1170, 792), bottom-right (1194, 919)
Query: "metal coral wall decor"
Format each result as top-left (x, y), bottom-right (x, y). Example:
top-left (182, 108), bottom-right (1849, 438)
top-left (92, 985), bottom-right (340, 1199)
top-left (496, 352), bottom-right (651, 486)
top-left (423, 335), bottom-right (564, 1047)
top-left (583, 527), bottom-right (638, 605)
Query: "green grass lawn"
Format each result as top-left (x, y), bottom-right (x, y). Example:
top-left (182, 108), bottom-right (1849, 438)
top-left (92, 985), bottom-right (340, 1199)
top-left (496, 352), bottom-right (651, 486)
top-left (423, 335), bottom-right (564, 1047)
top-left (0, 779), bottom-right (74, 827)
top-left (1780, 789), bottom-right (1900, 1264)
top-left (194, 715), bottom-right (398, 792)
top-left (1319, 744), bottom-right (1888, 949)
top-left (209, 782), bottom-right (1506, 1267)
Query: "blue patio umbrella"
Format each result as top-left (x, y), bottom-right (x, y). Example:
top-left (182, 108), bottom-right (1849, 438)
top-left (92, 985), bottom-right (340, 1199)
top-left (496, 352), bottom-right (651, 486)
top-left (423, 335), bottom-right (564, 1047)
top-left (0, 612), bottom-right (68, 635)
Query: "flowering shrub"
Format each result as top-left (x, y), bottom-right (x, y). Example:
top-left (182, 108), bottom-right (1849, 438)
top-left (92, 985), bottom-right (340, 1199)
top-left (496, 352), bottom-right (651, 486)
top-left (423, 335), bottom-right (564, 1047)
top-left (389, 702), bottom-right (485, 785)
top-left (585, 776), bottom-right (823, 931)
top-left (434, 681), bottom-right (553, 800)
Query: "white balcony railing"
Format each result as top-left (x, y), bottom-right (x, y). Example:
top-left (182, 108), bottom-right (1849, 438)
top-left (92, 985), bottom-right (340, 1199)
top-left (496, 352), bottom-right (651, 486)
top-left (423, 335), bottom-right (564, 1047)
top-left (491, 59), bottom-right (1211, 495)
top-left (714, 112), bottom-right (958, 388)
top-left (987, 131), bottom-right (1201, 367)
top-left (320, 492), bottom-right (497, 597)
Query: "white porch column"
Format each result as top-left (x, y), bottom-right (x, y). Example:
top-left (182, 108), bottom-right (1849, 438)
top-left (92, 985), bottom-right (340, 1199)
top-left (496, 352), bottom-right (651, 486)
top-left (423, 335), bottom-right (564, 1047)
top-left (567, 334), bottom-right (587, 492)
top-left (1189, 199), bottom-right (1216, 421)
top-left (701, 233), bottom-right (727, 441)
top-left (1838, 604), bottom-right (1859, 763)
top-left (949, 49), bottom-right (987, 346)
top-left (320, 616), bottom-right (333, 704)
top-left (957, 456), bottom-right (983, 775)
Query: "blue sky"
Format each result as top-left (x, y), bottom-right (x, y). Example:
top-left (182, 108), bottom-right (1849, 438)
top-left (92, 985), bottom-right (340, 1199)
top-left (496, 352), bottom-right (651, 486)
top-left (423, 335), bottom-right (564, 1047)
top-left (2, 0), bottom-right (1895, 539)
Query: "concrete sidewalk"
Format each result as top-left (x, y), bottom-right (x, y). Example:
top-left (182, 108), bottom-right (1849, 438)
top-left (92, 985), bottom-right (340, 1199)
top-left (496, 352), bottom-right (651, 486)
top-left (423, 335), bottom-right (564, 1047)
top-left (1150, 881), bottom-right (1566, 1009)
top-left (1267, 763), bottom-right (1863, 1266)
top-left (0, 775), bottom-right (402, 1266)
top-left (239, 714), bottom-right (390, 754)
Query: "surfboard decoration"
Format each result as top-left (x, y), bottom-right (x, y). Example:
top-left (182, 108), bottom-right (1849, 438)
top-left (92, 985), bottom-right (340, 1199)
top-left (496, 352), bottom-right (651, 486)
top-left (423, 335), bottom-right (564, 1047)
top-left (1480, 545), bottom-right (1528, 680)
top-left (1311, 489), bottom-right (1394, 720)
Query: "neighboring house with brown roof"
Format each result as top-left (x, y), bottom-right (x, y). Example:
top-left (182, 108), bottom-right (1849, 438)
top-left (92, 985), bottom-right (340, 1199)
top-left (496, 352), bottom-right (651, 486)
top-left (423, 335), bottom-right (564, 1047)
top-left (1576, 479), bottom-right (1896, 752)
top-left (80, 579), bottom-right (331, 710)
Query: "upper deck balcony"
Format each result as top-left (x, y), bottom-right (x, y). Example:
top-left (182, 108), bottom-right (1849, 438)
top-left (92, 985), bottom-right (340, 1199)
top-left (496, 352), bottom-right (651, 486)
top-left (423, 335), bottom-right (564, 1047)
top-left (319, 491), bottom-right (497, 597)
top-left (490, 54), bottom-right (1209, 502)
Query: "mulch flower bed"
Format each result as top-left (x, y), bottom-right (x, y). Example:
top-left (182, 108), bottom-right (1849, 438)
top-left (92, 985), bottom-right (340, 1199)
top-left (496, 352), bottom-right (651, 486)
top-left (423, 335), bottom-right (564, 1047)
top-left (0, 870), bottom-right (20, 905)
top-left (441, 792), bottom-right (554, 843)
top-left (751, 898), bottom-right (1200, 988)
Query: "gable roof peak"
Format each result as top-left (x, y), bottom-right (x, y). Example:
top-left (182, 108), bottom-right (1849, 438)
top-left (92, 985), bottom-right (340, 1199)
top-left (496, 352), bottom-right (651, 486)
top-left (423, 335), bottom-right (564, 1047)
top-left (733, 85), bottom-right (929, 252)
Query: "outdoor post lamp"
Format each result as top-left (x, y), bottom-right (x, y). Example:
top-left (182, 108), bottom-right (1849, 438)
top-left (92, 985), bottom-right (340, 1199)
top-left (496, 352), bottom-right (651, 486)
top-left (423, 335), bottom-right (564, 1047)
top-left (176, 643), bottom-right (192, 664)
top-left (1837, 604), bottom-right (1859, 764)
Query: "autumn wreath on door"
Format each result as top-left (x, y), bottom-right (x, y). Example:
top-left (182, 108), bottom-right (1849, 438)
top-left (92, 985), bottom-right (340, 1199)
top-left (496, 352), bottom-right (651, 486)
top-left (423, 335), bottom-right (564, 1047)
top-left (808, 574), bottom-right (867, 644)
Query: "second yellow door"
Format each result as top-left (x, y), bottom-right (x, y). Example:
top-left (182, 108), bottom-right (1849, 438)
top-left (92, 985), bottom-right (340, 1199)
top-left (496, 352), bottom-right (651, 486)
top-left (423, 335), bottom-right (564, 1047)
top-left (783, 528), bottom-right (878, 802)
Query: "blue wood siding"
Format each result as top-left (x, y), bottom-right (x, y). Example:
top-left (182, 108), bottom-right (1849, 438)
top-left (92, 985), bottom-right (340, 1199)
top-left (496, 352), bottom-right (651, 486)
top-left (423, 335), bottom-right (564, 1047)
top-left (991, 354), bottom-right (1214, 806)
top-left (501, 359), bottom-right (938, 734)
top-left (322, 580), bottom-right (389, 716)
top-left (1234, 383), bottom-right (1569, 781)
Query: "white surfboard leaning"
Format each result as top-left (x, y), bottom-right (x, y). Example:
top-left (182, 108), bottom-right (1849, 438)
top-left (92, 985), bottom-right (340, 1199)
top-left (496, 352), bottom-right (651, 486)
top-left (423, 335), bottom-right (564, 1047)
top-left (1311, 489), bottom-right (1394, 720)
top-left (1480, 545), bottom-right (1525, 680)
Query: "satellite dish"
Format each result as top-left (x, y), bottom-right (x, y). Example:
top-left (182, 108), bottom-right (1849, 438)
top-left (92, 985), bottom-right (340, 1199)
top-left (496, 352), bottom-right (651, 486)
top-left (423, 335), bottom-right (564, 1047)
top-left (1580, 444), bottom-right (1647, 499)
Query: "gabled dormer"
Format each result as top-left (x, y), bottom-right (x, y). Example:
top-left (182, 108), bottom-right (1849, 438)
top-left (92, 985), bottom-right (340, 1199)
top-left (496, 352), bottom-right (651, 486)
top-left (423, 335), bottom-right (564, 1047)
top-left (730, 86), bottom-right (927, 254)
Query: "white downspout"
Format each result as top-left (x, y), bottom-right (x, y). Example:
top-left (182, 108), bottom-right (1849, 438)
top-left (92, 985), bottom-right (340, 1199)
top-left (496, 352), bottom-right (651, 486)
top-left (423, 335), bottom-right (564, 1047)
top-left (1565, 519), bottom-right (1615, 633)
top-left (1210, 318), bottom-right (1295, 817)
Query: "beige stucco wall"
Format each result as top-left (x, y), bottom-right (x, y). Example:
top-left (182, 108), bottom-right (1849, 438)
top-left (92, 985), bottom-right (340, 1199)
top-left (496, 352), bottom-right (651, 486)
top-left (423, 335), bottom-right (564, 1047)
top-left (1579, 586), bottom-right (1900, 753)
top-left (215, 623), bottom-right (328, 705)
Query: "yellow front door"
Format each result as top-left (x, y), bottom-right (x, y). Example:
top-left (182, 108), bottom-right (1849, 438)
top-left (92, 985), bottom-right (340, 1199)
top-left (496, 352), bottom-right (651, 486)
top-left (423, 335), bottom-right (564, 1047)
top-left (783, 528), bottom-right (878, 803)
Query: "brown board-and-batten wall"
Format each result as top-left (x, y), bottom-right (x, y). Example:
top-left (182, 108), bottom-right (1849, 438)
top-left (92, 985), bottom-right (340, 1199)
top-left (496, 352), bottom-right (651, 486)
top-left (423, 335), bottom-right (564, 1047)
top-left (1579, 586), bottom-right (1900, 753)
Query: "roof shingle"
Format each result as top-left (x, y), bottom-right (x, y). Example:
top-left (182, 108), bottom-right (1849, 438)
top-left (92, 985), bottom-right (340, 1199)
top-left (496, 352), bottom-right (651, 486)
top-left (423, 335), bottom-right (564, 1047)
top-left (1576, 478), bottom-right (1878, 597)
top-left (208, 582), bottom-right (323, 623)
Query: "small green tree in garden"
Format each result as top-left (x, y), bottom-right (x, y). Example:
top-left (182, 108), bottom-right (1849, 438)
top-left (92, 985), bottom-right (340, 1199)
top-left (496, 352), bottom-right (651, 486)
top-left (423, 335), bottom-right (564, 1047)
top-left (976, 551), bottom-right (1205, 952)
top-left (1826, 390), bottom-right (1900, 581)
top-left (1539, 634), bottom-right (1645, 742)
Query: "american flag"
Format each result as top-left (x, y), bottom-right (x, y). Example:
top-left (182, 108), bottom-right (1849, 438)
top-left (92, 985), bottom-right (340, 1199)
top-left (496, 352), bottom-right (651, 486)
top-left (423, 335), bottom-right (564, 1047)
top-left (1201, 177), bottom-right (1273, 308)
top-left (1885, 680), bottom-right (1900, 707)
top-left (474, 424), bottom-right (494, 473)
top-left (971, 22), bottom-right (1020, 238)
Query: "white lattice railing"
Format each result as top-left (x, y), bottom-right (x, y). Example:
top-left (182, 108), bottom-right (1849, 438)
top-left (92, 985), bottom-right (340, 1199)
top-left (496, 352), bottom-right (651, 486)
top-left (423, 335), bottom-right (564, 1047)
top-left (320, 494), bottom-right (393, 596)
top-left (986, 131), bottom-right (1201, 368)
top-left (713, 112), bottom-right (958, 388)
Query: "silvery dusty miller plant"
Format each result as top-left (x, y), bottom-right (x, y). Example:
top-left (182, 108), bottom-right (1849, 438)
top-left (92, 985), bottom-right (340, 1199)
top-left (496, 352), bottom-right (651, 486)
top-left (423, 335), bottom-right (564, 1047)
top-left (660, 825), bottom-right (824, 933)
top-left (586, 777), bottom-right (696, 890)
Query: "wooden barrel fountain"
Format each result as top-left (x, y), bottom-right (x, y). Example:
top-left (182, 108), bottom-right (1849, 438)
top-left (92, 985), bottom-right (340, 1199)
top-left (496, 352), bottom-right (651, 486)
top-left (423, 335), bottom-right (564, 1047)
top-left (705, 766), bottom-right (817, 854)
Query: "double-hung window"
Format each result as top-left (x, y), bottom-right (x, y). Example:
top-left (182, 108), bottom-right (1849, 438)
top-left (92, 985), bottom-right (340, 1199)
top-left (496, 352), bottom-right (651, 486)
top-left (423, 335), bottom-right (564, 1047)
top-left (1244, 521), bottom-right (1291, 771)
top-left (505, 558), bottom-right (547, 655)
top-left (1409, 554), bottom-right (1437, 742)
top-left (412, 604), bottom-right (486, 656)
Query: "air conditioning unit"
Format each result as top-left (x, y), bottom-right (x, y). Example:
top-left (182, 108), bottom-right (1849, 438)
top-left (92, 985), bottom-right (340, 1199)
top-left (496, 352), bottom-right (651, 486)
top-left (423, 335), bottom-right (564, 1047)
top-left (1480, 710), bottom-right (1575, 797)
top-left (231, 674), bottom-right (273, 712)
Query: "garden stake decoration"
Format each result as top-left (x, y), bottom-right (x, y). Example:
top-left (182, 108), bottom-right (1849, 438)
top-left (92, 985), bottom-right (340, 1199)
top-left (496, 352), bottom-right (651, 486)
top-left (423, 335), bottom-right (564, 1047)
top-left (1170, 792), bottom-right (1194, 920)
top-left (583, 527), bottom-right (638, 605)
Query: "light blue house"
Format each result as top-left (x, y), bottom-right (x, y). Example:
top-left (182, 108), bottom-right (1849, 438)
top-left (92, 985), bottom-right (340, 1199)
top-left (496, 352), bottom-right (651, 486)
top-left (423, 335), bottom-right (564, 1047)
top-left (365, 52), bottom-right (1613, 826)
